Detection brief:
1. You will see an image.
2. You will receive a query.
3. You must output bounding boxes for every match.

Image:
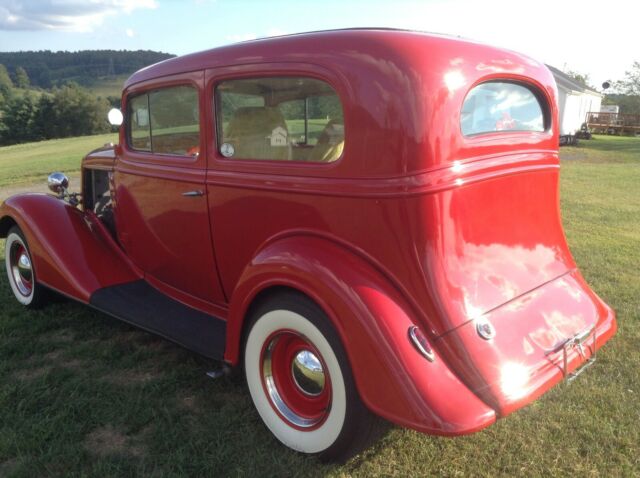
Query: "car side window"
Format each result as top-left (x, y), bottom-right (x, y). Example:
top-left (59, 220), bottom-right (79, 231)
top-left (216, 77), bottom-right (344, 162)
top-left (461, 82), bottom-right (545, 136)
top-left (128, 85), bottom-right (200, 156)
top-left (129, 94), bottom-right (151, 151)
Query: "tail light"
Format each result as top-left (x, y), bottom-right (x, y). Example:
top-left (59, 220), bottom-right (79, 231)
top-left (408, 326), bottom-right (435, 362)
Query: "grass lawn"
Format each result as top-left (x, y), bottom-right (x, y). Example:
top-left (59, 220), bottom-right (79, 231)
top-left (0, 135), bottom-right (638, 476)
top-left (0, 134), bottom-right (118, 189)
top-left (84, 75), bottom-right (129, 99)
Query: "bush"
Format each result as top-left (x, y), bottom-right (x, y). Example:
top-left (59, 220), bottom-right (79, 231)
top-left (0, 93), bottom-right (40, 144)
top-left (0, 83), bottom-right (111, 145)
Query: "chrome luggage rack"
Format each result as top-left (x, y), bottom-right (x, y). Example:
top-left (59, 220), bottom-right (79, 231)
top-left (547, 326), bottom-right (597, 383)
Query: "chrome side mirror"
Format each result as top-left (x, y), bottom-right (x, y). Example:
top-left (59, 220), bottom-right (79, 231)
top-left (108, 108), bottom-right (123, 126)
top-left (48, 172), bottom-right (69, 195)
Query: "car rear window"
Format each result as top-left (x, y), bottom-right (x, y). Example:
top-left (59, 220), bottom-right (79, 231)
top-left (215, 77), bottom-right (344, 162)
top-left (461, 82), bottom-right (545, 136)
top-left (127, 85), bottom-right (200, 156)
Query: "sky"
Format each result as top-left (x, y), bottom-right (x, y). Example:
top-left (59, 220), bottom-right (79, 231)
top-left (0, 0), bottom-right (638, 89)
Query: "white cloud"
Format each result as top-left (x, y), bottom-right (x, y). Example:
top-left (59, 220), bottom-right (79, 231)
top-left (0, 0), bottom-right (157, 32)
top-left (126, 28), bottom-right (134, 37)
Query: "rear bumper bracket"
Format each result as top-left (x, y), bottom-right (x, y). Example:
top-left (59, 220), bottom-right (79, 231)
top-left (547, 326), bottom-right (597, 383)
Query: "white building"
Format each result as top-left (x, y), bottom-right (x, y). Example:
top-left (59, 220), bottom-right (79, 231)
top-left (546, 64), bottom-right (602, 136)
top-left (600, 105), bottom-right (619, 114)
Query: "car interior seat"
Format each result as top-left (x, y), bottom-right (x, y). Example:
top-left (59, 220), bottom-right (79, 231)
top-left (224, 106), bottom-right (290, 160)
top-left (308, 119), bottom-right (344, 162)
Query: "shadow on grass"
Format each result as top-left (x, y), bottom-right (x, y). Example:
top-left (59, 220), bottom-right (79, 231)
top-left (0, 275), bottom-right (395, 477)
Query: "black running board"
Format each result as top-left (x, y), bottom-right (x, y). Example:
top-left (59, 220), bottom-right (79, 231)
top-left (89, 280), bottom-right (226, 360)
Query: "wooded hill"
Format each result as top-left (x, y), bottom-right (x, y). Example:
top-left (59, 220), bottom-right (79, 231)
top-left (0, 50), bottom-right (174, 89)
top-left (0, 50), bottom-right (174, 145)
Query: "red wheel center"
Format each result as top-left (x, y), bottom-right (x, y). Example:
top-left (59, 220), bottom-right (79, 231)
top-left (261, 330), bottom-right (332, 430)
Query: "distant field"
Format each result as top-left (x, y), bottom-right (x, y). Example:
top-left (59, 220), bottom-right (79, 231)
top-left (286, 118), bottom-right (330, 144)
top-left (5, 74), bottom-right (127, 102)
top-left (85, 75), bottom-right (128, 98)
top-left (0, 135), bottom-right (637, 476)
top-left (0, 133), bottom-right (118, 189)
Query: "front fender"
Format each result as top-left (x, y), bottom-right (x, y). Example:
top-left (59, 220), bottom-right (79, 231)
top-left (226, 234), bottom-right (495, 435)
top-left (0, 194), bottom-right (141, 302)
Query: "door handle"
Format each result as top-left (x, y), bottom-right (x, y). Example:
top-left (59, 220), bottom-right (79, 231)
top-left (182, 190), bottom-right (205, 197)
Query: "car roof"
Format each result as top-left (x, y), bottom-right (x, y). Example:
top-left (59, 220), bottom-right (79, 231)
top-left (126, 28), bottom-right (489, 88)
top-left (123, 28), bottom-right (558, 177)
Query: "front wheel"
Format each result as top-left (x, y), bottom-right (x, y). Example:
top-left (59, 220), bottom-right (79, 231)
top-left (244, 292), bottom-right (375, 461)
top-left (4, 226), bottom-right (46, 308)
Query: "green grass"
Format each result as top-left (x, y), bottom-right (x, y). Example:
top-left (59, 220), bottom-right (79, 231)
top-left (286, 119), bottom-right (331, 144)
top-left (84, 75), bottom-right (128, 99)
top-left (0, 135), bottom-right (638, 476)
top-left (0, 133), bottom-right (118, 189)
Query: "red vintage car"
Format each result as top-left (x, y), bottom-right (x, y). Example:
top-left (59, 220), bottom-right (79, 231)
top-left (0, 29), bottom-right (616, 460)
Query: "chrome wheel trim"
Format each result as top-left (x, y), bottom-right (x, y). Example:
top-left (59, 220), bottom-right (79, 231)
top-left (5, 232), bottom-right (35, 305)
top-left (262, 335), bottom-right (328, 429)
top-left (12, 245), bottom-right (33, 297)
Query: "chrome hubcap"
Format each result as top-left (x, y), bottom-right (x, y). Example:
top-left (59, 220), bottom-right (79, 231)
top-left (10, 243), bottom-right (33, 297)
top-left (291, 350), bottom-right (325, 396)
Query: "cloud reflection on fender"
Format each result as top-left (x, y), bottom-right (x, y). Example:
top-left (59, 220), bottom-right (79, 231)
top-left (446, 242), bottom-right (564, 319)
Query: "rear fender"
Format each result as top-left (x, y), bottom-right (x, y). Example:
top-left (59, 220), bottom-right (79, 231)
top-left (0, 194), bottom-right (141, 302)
top-left (226, 234), bottom-right (495, 435)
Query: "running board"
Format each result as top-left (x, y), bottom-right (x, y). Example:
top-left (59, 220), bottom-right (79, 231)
top-left (89, 280), bottom-right (226, 360)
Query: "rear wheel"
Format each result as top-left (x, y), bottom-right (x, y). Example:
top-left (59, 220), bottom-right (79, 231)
top-left (244, 292), bottom-right (375, 461)
top-left (4, 226), bottom-right (46, 308)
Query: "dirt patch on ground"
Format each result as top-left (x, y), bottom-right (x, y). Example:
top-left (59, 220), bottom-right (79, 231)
top-left (47, 329), bottom-right (76, 344)
top-left (0, 458), bottom-right (20, 477)
top-left (110, 331), bottom-right (184, 364)
top-left (84, 425), bottom-right (145, 458)
top-left (0, 173), bottom-right (81, 202)
top-left (178, 394), bottom-right (202, 414)
top-left (42, 351), bottom-right (63, 362)
top-left (560, 150), bottom-right (587, 161)
top-left (13, 366), bottom-right (52, 381)
top-left (58, 358), bottom-right (84, 371)
top-left (14, 350), bottom-right (86, 380)
top-left (39, 350), bottom-right (85, 371)
top-left (102, 369), bottom-right (163, 386)
top-left (114, 331), bottom-right (178, 354)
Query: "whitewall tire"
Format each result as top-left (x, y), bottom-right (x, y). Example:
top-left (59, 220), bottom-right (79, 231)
top-left (4, 226), bottom-right (45, 308)
top-left (244, 292), bottom-right (375, 461)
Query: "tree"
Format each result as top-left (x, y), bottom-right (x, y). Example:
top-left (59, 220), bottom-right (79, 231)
top-left (34, 93), bottom-right (55, 139)
top-left (615, 61), bottom-right (640, 96)
top-left (0, 50), bottom-right (174, 89)
top-left (602, 93), bottom-right (640, 115)
top-left (602, 61), bottom-right (640, 114)
top-left (38, 68), bottom-right (52, 89)
top-left (566, 70), bottom-right (592, 89)
top-left (43, 83), bottom-right (111, 138)
top-left (14, 66), bottom-right (30, 89)
top-left (0, 93), bottom-right (40, 145)
top-left (0, 63), bottom-right (13, 99)
top-left (1, 83), bottom-right (112, 145)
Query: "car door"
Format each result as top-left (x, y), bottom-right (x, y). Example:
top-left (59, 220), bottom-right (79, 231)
top-left (114, 71), bottom-right (225, 304)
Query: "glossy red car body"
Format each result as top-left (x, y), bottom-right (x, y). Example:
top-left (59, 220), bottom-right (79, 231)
top-left (0, 29), bottom-right (616, 437)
